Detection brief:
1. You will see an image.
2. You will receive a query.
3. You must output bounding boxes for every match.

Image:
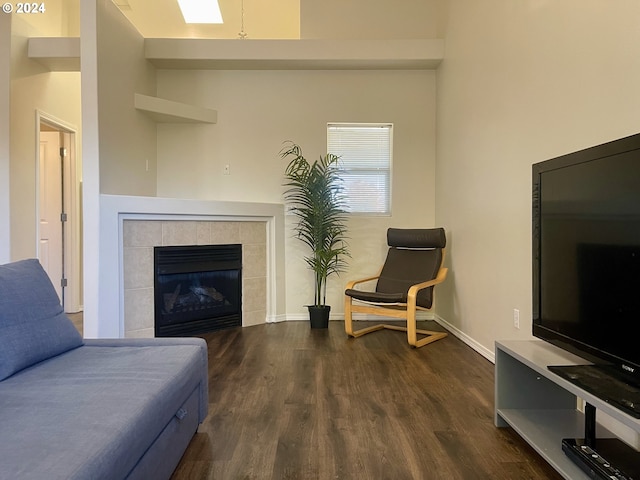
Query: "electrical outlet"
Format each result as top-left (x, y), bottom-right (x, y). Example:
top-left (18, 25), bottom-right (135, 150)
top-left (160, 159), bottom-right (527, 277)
top-left (513, 309), bottom-right (520, 329)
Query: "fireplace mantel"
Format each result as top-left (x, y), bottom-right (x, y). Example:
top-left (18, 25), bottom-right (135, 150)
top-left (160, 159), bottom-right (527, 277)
top-left (89, 194), bottom-right (286, 338)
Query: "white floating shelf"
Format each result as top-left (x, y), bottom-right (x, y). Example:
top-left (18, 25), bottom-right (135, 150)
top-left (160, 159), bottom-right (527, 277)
top-left (27, 37), bottom-right (444, 72)
top-left (134, 94), bottom-right (217, 124)
top-left (144, 38), bottom-right (444, 70)
top-left (28, 37), bottom-right (80, 72)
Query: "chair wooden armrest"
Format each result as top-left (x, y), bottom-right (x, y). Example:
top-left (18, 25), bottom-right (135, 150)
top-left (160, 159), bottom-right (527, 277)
top-left (407, 267), bottom-right (448, 301)
top-left (345, 271), bottom-right (381, 290)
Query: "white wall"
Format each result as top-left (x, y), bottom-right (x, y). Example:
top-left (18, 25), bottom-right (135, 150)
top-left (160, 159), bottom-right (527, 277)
top-left (0, 13), bottom-right (10, 263)
top-left (12, 0), bottom-right (78, 35)
top-left (156, 68), bottom-right (437, 315)
top-left (0, 15), bottom-right (11, 265)
top-left (96, 0), bottom-right (157, 196)
top-left (9, 15), bottom-right (82, 262)
top-left (81, 0), bottom-right (158, 336)
top-left (436, 0), bottom-right (640, 355)
top-left (300, 0), bottom-right (441, 39)
top-left (80, 0), bottom-right (101, 336)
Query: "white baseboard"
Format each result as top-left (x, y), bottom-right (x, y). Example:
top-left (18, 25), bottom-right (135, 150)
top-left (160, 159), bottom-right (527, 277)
top-left (266, 314), bottom-right (288, 323)
top-left (273, 311), bottom-right (495, 364)
top-left (434, 314), bottom-right (495, 363)
top-left (65, 304), bottom-right (84, 315)
top-left (282, 312), bottom-right (436, 322)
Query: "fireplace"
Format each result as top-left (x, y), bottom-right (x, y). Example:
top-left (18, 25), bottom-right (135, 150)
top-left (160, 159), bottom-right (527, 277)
top-left (154, 244), bottom-right (242, 337)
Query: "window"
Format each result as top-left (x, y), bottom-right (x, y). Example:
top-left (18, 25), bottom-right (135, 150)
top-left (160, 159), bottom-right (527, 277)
top-left (327, 123), bottom-right (392, 215)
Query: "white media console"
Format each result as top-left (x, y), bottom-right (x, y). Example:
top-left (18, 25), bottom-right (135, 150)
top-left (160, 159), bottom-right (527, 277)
top-left (495, 340), bottom-right (640, 479)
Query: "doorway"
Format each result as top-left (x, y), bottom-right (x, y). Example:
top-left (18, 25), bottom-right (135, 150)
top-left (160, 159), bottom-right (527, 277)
top-left (37, 112), bottom-right (82, 313)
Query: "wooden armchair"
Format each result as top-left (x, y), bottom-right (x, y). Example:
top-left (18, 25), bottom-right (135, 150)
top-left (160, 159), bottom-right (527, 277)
top-left (344, 228), bottom-right (448, 348)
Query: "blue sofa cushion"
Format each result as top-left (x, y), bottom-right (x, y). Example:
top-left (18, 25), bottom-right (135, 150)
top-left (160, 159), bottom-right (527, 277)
top-left (0, 258), bottom-right (83, 380)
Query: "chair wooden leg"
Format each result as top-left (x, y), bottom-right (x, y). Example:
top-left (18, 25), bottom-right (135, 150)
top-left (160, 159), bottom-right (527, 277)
top-left (346, 296), bottom-right (448, 346)
top-left (407, 305), bottom-right (418, 346)
top-left (344, 297), bottom-right (387, 338)
top-left (344, 296), bottom-right (355, 336)
top-left (412, 329), bottom-right (448, 348)
top-left (350, 324), bottom-right (387, 337)
top-left (407, 307), bottom-right (447, 347)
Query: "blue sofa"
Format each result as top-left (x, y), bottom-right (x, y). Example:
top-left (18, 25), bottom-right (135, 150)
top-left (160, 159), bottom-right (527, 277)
top-left (0, 259), bottom-right (208, 480)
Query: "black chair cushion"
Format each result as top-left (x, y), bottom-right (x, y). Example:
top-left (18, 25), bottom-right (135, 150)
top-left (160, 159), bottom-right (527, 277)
top-left (375, 247), bottom-right (442, 308)
top-left (344, 289), bottom-right (407, 304)
top-left (387, 227), bottom-right (446, 249)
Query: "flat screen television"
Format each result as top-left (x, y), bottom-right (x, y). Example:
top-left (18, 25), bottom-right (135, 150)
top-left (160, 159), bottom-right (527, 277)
top-left (532, 133), bottom-right (640, 417)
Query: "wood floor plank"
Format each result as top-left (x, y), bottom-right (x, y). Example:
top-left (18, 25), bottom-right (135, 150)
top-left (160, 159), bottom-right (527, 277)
top-left (170, 321), bottom-right (563, 480)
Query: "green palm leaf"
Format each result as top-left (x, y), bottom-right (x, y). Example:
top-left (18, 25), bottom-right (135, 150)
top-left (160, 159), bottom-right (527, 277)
top-left (280, 141), bottom-right (350, 306)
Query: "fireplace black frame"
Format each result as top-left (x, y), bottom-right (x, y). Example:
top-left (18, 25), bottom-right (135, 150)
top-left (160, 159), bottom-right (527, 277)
top-left (154, 244), bottom-right (242, 337)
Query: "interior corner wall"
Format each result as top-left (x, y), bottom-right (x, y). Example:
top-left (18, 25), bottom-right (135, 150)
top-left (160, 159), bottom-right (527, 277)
top-left (9, 15), bottom-right (81, 262)
top-left (435, 0), bottom-right (640, 355)
top-left (81, 0), bottom-right (100, 338)
top-left (155, 68), bottom-right (437, 316)
top-left (96, 0), bottom-right (157, 196)
top-left (300, 0), bottom-right (440, 39)
top-left (0, 13), bottom-right (10, 264)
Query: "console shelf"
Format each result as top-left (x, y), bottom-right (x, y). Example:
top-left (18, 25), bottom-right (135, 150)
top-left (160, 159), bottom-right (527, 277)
top-left (495, 340), bottom-right (640, 479)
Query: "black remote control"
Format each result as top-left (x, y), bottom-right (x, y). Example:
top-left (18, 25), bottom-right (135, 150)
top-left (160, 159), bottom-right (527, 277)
top-left (562, 439), bottom-right (633, 480)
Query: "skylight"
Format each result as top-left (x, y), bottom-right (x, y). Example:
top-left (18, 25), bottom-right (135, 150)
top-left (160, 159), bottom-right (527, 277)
top-left (177, 0), bottom-right (223, 24)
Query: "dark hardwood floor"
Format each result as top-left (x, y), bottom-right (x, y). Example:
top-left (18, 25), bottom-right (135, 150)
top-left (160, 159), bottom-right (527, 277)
top-left (170, 321), bottom-right (563, 480)
top-left (67, 312), bottom-right (83, 336)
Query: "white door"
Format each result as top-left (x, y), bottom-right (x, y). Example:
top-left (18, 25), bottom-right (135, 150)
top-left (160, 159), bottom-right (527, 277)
top-left (39, 131), bottom-right (64, 302)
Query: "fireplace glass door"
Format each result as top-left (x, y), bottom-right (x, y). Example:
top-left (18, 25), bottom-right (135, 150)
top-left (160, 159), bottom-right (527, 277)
top-left (154, 244), bottom-right (242, 336)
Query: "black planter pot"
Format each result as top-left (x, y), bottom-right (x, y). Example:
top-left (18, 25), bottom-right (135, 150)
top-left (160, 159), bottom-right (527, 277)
top-left (308, 305), bottom-right (330, 329)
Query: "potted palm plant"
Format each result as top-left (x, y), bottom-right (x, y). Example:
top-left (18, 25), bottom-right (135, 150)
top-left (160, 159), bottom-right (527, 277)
top-left (280, 142), bottom-right (349, 328)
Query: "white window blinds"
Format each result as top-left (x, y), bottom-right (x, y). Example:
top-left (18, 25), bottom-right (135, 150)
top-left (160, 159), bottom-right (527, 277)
top-left (327, 123), bottom-right (392, 215)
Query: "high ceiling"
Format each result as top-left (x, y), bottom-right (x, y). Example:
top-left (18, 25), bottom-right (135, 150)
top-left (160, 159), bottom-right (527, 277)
top-left (113, 0), bottom-right (300, 39)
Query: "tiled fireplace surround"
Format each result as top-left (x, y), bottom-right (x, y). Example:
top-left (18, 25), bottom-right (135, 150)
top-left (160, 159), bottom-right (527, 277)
top-left (123, 220), bottom-right (267, 338)
top-left (92, 195), bottom-right (286, 339)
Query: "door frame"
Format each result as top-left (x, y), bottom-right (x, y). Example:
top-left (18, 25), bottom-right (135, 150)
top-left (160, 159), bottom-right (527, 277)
top-left (36, 110), bottom-right (82, 313)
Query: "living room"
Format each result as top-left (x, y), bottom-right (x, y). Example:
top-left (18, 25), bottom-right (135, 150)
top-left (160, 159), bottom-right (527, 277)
top-left (4, 0), bottom-right (639, 354)
top-left (2, 0), bottom-right (640, 476)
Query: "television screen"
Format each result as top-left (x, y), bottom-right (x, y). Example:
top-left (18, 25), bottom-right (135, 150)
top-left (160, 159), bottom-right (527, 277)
top-left (533, 134), bottom-right (640, 389)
